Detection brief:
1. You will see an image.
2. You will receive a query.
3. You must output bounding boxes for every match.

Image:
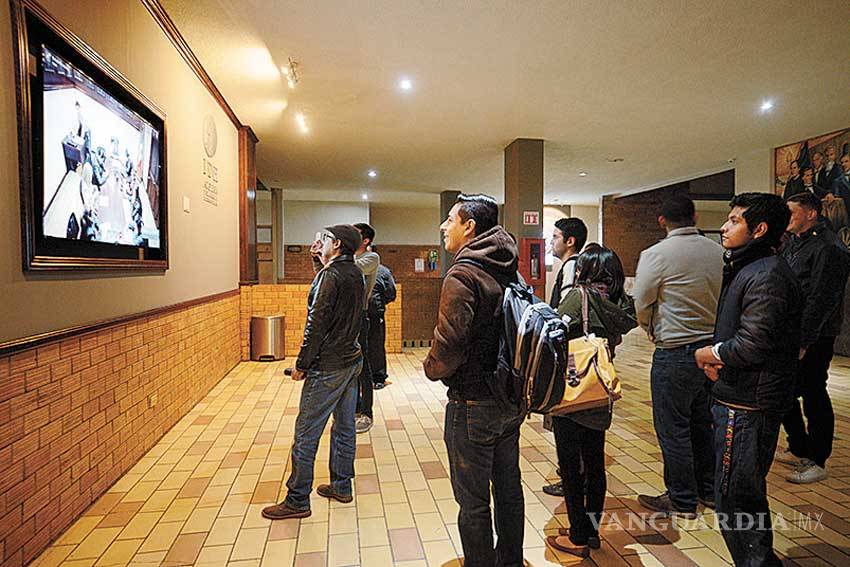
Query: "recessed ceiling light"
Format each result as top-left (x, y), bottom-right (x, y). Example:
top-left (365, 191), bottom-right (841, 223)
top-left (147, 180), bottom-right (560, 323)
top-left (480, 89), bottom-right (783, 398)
top-left (578, 171), bottom-right (588, 177)
top-left (362, 193), bottom-right (369, 200)
top-left (760, 99), bottom-right (774, 112)
top-left (398, 77), bottom-right (413, 91)
top-left (295, 112), bottom-right (309, 134)
top-left (367, 169), bottom-right (378, 178)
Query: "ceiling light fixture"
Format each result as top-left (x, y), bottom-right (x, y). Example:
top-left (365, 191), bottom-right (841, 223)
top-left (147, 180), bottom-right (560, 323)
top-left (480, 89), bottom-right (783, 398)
top-left (295, 112), bottom-right (309, 134)
top-left (578, 171), bottom-right (588, 177)
top-left (367, 169), bottom-right (378, 178)
top-left (362, 193), bottom-right (369, 200)
top-left (399, 77), bottom-right (413, 91)
top-left (281, 57), bottom-right (300, 89)
top-left (760, 99), bottom-right (774, 112)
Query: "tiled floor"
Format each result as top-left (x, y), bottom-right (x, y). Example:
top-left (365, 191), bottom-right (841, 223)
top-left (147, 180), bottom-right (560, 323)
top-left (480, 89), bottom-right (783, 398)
top-left (32, 332), bottom-right (850, 566)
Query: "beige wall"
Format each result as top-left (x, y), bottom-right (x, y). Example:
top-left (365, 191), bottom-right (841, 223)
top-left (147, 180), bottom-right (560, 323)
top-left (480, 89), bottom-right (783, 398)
top-left (735, 148), bottom-right (774, 194)
top-left (370, 205), bottom-right (440, 245)
top-left (283, 201), bottom-right (370, 244)
top-left (0, 0), bottom-right (241, 343)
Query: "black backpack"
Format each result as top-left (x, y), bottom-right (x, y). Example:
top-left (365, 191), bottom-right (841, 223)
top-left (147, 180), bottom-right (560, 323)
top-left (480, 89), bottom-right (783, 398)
top-left (455, 259), bottom-right (568, 416)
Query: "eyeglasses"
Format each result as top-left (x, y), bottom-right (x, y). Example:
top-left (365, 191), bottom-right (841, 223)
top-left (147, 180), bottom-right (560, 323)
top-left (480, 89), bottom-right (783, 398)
top-left (319, 232), bottom-right (334, 243)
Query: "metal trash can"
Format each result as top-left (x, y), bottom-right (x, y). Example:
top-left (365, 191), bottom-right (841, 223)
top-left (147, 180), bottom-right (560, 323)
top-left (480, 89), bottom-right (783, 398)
top-left (251, 315), bottom-right (285, 361)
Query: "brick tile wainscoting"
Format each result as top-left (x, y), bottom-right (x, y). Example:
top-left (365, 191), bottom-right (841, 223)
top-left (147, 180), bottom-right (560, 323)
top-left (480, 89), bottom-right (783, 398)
top-left (0, 292), bottom-right (241, 567)
top-left (239, 284), bottom-right (403, 360)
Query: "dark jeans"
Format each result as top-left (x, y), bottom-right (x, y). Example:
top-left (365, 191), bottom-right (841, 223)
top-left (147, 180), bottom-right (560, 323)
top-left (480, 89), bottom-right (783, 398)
top-left (553, 416), bottom-right (606, 543)
top-left (284, 360), bottom-right (362, 509)
top-left (712, 403), bottom-right (782, 567)
top-left (783, 335), bottom-right (835, 467)
top-left (368, 308), bottom-right (388, 383)
top-left (650, 342), bottom-right (715, 509)
top-left (444, 400), bottom-right (524, 567)
top-left (356, 311), bottom-right (374, 418)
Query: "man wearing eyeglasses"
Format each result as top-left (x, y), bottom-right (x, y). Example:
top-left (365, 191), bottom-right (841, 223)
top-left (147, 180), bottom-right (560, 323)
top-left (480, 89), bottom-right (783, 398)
top-left (262, 225), bottom-right (365, 520)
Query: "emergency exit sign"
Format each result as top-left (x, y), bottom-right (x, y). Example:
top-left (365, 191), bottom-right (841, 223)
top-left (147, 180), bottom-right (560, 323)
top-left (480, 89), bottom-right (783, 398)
top-left (523, 211), bottom-right (540, 225)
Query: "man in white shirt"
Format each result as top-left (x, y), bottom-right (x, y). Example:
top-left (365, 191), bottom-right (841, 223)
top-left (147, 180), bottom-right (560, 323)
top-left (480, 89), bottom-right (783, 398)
top-left (549, 218), bottom-right (587, 308)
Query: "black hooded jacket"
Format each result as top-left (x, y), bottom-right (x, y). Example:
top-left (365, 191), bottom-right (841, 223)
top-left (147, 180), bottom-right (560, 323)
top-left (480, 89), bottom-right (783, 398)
top-left (423, 226), bottom-right (518, 400)
top-left (711, 239), bottom-right (802, 414)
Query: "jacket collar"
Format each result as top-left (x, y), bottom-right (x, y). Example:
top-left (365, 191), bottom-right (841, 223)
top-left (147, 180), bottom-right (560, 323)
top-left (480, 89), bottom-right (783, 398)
top-left (791, 220), bottom-right (827, 242)
top-left (328, 254), bottom-right (354, 266)
top-left (723, 238), bottom-right (773, 273)
top-left (666, 226), bottom-right (700, 238)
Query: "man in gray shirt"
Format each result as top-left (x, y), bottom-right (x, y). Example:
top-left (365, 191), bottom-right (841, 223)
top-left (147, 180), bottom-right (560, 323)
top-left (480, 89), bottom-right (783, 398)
top-left (632, 195), bottom-right (724, 517)
top-left (353, 223), bottom-right (380, 434)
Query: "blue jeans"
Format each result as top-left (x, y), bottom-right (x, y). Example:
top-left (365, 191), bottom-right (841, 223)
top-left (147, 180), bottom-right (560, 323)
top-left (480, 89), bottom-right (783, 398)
top-left (284, 360), bottom-right (362, 510)
top-left (444, 400), bottom-right (525, 567)
top-left (650, 342), bottom-right (715, 509)
top-left (712, 403), bottom-right (782, 567)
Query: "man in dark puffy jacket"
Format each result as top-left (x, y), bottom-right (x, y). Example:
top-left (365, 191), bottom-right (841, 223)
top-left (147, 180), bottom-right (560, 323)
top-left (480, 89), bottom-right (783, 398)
top-left (368, 261), bottom-right (397, 389)
top-left (776, 192), bottom-right (850, 483)
top-left (262, 225), bottom-right (365, 520)
top-left (423, 194), bottom-right (524, 567)
top-left (695, 193), bottom-right (801, 567)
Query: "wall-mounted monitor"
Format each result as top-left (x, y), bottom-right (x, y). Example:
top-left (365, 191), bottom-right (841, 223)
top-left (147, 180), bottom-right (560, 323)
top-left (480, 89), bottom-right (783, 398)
top-left (11, 0), bottom-right (168, 271)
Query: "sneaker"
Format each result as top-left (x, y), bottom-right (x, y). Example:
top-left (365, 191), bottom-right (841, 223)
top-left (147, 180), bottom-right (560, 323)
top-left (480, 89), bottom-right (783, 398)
top-left (637, 492), bottom-right (697, 519)
top-left (775, 448), bottom-right (808, 467)
top-left (316, 484), bottom-right (353, 503)
top-left (355, 415), bottom-right (373, 434)
top-left (786, 461), bottom-right (827, 484)
top-left (261, 501), bottom-right (311, 520)
top-left (542, 481), bottom-right (564, 497)
top-left (373, 381), bottom-right (386, 390)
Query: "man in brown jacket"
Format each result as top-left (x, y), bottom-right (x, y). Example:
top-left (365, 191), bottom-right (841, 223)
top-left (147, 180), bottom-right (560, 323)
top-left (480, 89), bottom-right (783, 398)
top-left (424, 194), bottom-right (524, 567)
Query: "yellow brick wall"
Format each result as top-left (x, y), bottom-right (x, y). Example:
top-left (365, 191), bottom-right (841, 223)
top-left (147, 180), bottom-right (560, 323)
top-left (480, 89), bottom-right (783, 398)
top-left (0, 293), bottom-right (241, 566)
top-left (240, 284), bottom-right (403, 360)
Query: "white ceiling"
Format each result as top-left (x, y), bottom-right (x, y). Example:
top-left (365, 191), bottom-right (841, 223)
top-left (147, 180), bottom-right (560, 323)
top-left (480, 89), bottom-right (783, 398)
top-left (162, 0), bottom-right (850, 206)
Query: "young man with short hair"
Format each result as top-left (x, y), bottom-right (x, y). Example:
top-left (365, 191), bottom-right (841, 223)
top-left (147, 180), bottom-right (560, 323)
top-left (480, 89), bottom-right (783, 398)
top-left (262, 225), bottom-right (365, 520)
top-left (541, 216), bottom-right (587, 498)
top-left (424, 194), bottom-right (524, 567)
top-left (549, 217), bottom-right (588, 308)
top-left (352, 223), bottom-right (380, 433)
top-left (776, 192), bottom-right (850, 483)
top-left (633, 195), bottom-right (723, 517)
top-left (695, 193), bottom-right (802, 566)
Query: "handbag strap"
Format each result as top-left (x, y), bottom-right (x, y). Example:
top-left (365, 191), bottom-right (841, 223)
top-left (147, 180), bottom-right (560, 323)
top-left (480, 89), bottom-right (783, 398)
top-left (579, 285), bottom-right (590, 337)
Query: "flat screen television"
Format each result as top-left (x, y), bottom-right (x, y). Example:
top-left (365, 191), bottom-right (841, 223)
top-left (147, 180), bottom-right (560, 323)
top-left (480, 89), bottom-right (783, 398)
top-left (11, 0), bottom-right (168, 271)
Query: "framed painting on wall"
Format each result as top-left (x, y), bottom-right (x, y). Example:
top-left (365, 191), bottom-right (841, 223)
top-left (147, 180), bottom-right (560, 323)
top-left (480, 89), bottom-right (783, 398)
top-left (774, 127), bottom-right (850, 231)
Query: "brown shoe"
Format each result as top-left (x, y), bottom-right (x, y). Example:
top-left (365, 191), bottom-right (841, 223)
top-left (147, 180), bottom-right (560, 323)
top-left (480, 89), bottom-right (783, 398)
top-left (261, 501), bottom-right (311, 520)
top-left (557, 528), bottom-right (600, 549)
top-left (546, 535), bottom-right (590, 558)
top-left (317, 484), bottom-right (354, 503)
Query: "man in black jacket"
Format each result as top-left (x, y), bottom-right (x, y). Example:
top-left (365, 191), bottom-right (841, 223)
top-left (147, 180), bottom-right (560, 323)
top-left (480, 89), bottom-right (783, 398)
top-left (695, 193), bottom-right (801, 567)
top-left (262, 225), bottom-right (365, 520)
top-left (368, 260), bottom-right (397, 389)
top-left (776, 192), bottom-right (850, 483)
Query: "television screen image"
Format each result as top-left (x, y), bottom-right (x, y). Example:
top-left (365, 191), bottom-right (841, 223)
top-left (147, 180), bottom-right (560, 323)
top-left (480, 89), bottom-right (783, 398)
top-left (41, 47), bottom-right (161, 249)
